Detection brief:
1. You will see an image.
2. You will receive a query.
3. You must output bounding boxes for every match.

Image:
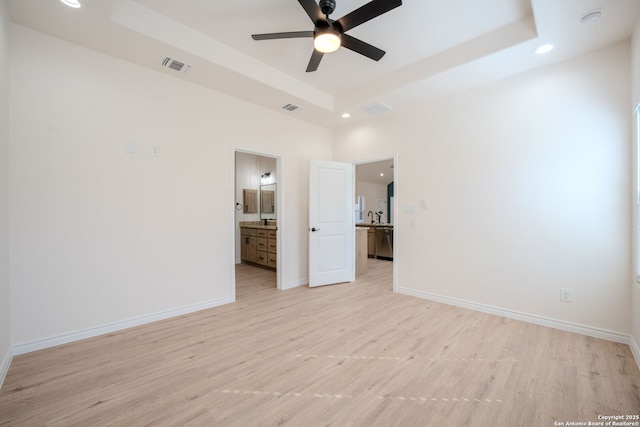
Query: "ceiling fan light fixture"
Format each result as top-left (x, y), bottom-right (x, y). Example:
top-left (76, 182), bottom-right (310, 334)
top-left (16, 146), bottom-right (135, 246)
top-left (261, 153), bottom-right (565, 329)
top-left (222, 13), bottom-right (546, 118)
top-left (314, 28), bottom-right (341, 53)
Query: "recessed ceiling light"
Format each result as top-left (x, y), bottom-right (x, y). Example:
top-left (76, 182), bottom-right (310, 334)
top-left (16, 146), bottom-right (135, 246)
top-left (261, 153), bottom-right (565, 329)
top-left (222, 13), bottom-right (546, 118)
top-left (59, 0), bottom-right (82, 8)
top-left (581, 10), bottom-right (602, 25)
top-left (534, 44), bottom-right (554, 55)
top-left (341, 113), bottom-right (351, 118)
top-left (380, 173), bottom-right (384, 177)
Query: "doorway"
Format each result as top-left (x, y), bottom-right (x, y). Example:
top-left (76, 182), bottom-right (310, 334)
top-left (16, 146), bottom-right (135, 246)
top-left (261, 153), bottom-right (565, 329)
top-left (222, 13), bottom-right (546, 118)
top-left (354, 156), bottom-right (397, 291)
top-left (233, 149), bottom-right (282, 297)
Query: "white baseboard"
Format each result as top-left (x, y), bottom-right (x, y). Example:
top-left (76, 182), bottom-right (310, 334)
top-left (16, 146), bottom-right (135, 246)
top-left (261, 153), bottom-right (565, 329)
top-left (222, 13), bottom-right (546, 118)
top-left (282, 278), bottom-right (307, 290)
top-left (630, 336), bottom-right (640, 370)
top-left (12, 296), bottom-right (235, 356)
top-left (0, 348), bottom-right (12, 389)
top-left (396, 286), bottom-right (632, 345)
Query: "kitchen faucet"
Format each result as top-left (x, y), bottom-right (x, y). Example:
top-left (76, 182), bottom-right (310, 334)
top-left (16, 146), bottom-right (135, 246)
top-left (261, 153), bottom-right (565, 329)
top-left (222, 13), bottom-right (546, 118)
top-left (368, 210), bottom-right (374, 223)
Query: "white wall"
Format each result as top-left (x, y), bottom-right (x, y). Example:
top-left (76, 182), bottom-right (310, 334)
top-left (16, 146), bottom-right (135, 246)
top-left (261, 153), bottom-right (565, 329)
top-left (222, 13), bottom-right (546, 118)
top-left (0, 1), bottom-right (12, 385)
top-left (9, 25), bottom-right (331, 349)
top-left (631, 20), bottom-right (640, 358)
top-left (334, 42), bottom-right (632, 336)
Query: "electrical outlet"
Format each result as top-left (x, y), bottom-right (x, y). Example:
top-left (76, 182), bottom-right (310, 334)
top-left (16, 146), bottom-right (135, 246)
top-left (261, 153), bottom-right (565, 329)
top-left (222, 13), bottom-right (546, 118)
top-left (560, 288), bottom-right (572, 302)
top-left (151, 146), bottom-right (160, 157)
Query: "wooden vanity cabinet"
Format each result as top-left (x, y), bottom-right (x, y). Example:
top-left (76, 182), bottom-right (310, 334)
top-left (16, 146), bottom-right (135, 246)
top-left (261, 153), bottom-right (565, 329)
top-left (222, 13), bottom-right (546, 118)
top-left (240, 226), bottom-right (276, 271)
top-left (241, 228), bottom-right (257, 263)
top-left (267, 230), bottom-right (277, 269)
top-left (256, 229), bottom-right (269, 267)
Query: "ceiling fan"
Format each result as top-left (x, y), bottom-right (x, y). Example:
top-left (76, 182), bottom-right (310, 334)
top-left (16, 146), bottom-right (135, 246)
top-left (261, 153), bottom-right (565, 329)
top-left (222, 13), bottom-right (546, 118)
top-left (251, 0), bottom-right (403, 72)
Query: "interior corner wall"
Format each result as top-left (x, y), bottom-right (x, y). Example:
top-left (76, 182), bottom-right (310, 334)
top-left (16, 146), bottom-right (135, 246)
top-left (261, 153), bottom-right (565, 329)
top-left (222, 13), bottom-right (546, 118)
top-left (631, 19), bottom-right (640, 356)
top-left (8, 24), bottom-right (331, 349)
top-left (334, 41), bottom-right (633, 336)
top-left (0, 2), bottom-right (12, 385)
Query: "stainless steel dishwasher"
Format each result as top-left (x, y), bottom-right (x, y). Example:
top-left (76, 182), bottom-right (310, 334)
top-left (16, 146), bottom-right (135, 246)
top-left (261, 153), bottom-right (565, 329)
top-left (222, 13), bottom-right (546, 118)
top-left (375, 227), bottom-right (393, 260)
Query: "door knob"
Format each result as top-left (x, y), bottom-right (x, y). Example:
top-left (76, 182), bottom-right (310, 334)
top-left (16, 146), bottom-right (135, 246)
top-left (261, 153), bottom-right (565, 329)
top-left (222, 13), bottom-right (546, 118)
top-left (310, 227), bottom-right (320, 232)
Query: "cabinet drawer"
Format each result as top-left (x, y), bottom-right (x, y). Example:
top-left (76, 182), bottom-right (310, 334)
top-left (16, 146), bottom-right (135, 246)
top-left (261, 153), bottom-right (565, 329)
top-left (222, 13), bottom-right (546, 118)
top-left (268, 253), bottom-right (277, 268)
top-left (256, 237), bottom-right (268, 251)
top-left (268, 240), bottom-right (277, 253)
top-left (267, 230), bottom-right (277, 239)
top-left (256, 229), bottom-right (268, 238)
top-left (256, 250), bottom-right (268, 266)
top-left (241, 227), bottom-right (257, 236)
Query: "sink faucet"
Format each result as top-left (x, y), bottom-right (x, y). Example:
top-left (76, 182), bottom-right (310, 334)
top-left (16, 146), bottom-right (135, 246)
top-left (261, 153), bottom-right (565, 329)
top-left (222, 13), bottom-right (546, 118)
top-left (368, 210), bottom-right (374, 223)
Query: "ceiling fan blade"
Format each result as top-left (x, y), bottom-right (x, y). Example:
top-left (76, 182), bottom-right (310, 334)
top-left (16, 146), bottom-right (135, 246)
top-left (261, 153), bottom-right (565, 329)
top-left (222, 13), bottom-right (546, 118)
top-left (298, 0), bottom-right (325, 24)
top-left (341, 34), bottom-right (385, 61)
top-left (306, 49), bottom-right (324, 72)
top-left (252, 31), bottom-right (314, 40)
top-left (336, 0), bottom-right (402, 32)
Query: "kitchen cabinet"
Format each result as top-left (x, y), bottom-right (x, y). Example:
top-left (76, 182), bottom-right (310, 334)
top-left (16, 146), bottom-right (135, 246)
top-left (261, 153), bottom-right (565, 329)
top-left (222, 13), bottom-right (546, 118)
top-left (358, 225), bottom-right (393, 260)
top-left (367, 227), bottom-right (376, 257)
top-left (356, 228), bottom-right (368, 276)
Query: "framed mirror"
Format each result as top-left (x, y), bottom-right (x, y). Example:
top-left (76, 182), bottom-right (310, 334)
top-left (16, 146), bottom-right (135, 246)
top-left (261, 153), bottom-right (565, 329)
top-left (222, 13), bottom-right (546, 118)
top-left (260, 184), bottom-right (276, 220)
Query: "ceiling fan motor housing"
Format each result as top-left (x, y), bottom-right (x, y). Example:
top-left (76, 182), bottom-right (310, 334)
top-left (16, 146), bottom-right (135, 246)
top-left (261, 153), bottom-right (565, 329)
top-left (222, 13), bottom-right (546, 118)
top-left (319, 0), bottom-right (336, 16)
top-left (251, 0), bottom-right (403, 72)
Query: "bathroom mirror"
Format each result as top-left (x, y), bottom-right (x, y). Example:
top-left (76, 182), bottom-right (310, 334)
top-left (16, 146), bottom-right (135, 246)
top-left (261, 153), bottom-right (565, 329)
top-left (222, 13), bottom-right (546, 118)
top-left (260, 184), bottom-right (276, 220)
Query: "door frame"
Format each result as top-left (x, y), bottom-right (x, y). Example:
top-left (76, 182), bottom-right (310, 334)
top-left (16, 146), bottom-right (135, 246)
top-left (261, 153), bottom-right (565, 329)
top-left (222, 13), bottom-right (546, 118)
top-left (353, 154), bottom-right (398, 293)
top-left (231, 147), bottom-right (283, 298)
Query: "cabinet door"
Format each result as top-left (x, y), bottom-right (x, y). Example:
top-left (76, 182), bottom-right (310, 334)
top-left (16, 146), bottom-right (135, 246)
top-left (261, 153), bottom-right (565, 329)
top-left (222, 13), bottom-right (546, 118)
top-left (241, 235), bottom-right (257, 262)
top-left (243, 189), bottom-right (258, 213)
top-left (367, 229), bottom-right (376, 257)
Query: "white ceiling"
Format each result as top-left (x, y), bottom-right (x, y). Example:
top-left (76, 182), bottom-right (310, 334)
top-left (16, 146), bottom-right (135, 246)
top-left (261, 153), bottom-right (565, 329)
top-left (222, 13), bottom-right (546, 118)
top-left (357, 159), bottom-right (394, 186)
top-left (6, 0), bottom-right (640, 128)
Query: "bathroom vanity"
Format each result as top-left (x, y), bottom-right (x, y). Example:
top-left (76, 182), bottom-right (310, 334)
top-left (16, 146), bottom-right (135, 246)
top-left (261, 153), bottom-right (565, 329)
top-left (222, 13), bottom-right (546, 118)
top-left (240, 222), bottom-right (277, 270)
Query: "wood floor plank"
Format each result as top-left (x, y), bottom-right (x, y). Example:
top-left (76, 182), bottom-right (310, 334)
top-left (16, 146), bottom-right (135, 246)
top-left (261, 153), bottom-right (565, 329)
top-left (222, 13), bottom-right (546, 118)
top-left (1, 259), bottom-right (639, 426)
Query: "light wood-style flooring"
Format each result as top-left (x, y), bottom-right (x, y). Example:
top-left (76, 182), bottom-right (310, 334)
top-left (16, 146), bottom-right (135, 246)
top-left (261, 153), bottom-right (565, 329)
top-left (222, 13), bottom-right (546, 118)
top-left (1, 259), bottom-right (639, 426)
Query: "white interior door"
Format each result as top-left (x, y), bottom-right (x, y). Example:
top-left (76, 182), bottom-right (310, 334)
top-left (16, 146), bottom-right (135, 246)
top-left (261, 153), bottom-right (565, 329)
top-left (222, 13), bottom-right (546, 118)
top-left (309, 159), bottom-right (355, 287)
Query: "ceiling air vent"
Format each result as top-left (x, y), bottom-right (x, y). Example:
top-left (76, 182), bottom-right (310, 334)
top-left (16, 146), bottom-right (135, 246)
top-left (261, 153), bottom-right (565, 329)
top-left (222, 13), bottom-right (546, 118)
top-left (361, 101), bottom-right (392, 115)
top-left (282, 103), bottom-right (301, 112)
top-left (161, 57), bottom-right (191, 73)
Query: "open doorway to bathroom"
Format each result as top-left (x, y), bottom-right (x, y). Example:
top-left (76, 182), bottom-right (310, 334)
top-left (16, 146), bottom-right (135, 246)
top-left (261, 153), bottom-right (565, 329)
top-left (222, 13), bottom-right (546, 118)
top-left (234, 150), bottom-right (281, 298)
top-left (354, 157), bottom-right (396, 291)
